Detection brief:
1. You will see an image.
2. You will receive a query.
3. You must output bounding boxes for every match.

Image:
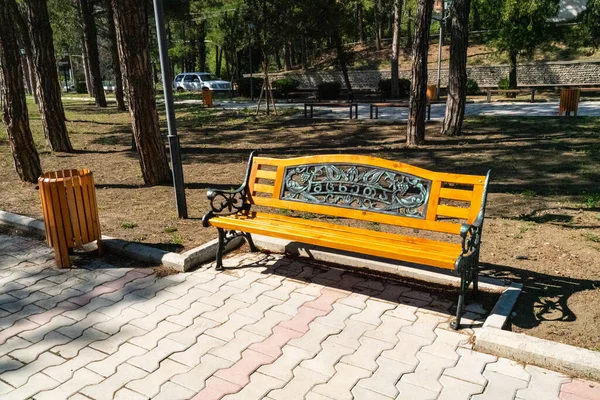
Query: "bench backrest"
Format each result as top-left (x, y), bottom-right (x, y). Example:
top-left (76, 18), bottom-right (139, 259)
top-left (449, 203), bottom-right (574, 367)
top-left (245, 155), bottom-right (490, 236)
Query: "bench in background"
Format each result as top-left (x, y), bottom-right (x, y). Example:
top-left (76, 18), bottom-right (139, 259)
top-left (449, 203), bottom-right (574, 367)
top-left (304, 102), bottom-right (359, 119)
top-left (203, 153), bottom-right (491, 329)
top-left (486, 88), bottom-right (536, 103)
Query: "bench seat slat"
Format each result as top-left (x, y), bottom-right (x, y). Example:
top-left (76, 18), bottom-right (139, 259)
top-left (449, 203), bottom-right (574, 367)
top-left (241, 212), bottom-right (460, 253)
top-left (209, 214), bottom-right (459, 270)
top-left (252, 183), bottom-right (274, 195)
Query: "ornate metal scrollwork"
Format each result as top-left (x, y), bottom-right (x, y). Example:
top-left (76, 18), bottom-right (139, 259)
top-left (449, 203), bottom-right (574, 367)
top-left (207, 188), bottom-right (247, 215)
top-left (281, 164), bottom-right (431, 218)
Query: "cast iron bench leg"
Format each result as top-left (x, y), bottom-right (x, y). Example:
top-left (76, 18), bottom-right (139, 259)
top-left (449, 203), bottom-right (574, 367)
top-left (311, 105), bottom-right (313, 118)
top-left (245, 233), bottom-right (258, 252)
top-left (304, 104), bottom-right (307, 118)
top-left (355, 105), bottom-right (358, 119)
top-left (216, 228), bottom-right (225, 271)
top-left (370, 105), bottom-right (373, 119)
top-left (428, 104), bottom-right (431, 121)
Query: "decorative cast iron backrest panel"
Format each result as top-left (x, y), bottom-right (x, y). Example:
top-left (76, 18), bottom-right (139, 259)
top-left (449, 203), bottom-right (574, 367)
top-left (280, 164), bottom-right (431, 219)
top-left (246, 155), bottom-right (489, 236)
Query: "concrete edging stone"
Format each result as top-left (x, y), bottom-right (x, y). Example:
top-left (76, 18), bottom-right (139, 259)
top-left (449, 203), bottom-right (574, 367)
top-left (0, 210), bottom-right (241, 272)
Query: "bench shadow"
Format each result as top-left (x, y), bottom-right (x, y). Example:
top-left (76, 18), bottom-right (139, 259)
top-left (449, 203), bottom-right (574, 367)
top-left (218, 251), bottom-right (491, 330)
top-left (479, 262), bottom-right (600, 330)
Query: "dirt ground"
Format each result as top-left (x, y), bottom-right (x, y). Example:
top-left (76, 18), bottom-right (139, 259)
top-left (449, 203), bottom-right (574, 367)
top-left (0, 99), bottom-right (599, 350)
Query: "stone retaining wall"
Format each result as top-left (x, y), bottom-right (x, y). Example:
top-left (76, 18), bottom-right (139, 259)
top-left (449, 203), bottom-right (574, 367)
top-left (269, 60), bottom-right (600, 89)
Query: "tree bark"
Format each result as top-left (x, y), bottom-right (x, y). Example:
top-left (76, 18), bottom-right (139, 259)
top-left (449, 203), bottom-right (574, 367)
top-left (111, 0), bottom-right (171, 186)
top-left (81, 35), bottom-right (93, 97)
top-left (216, 46), bottom-right (222, 76)
top-left (334, 31), bottom-right (352, 92)
top-left (0, 2), bottom-right (42, 183)
top-left (509, 51), bottom-right (518, 89)
top-left (407, 0), bottom-right (434, 146)
top-left (358, 1), bottom-right (365, 43)
top-left (24, 0), bottom-right (72, 152)
top-left (79, 0), bottom-right (106, 107)
top-left (198, 20), bottom-right (207, 71)
top-left (441, 0), bottom-right (470, 136)
top-left (375, 0), bottom-right (382, 50)
top-left (105, 1), bottom-right (125, 111)
top-left (391, 0), bottom-right (403, 99)
top-left (274, 48), bottom-right (283, 71)
top-left (284, 42), bottom-right (292, 71)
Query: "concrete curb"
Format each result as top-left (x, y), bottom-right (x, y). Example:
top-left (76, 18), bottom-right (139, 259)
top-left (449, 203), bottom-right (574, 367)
top-left (475, 327), bottom-right (600, 381)
top-left (482, 282), bottom-right (523, 329)
top-left (253, 234), bottom-right (509, 292)
top-left (0, 210), bottom-right (242, 272)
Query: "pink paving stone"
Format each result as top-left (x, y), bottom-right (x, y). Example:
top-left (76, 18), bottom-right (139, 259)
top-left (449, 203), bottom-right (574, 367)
top-left (249, 326), bottom-right (304, 358)
top-left (0, 318), bottom-right (39, 345)
top-left (303, 288), bottom-right (348, 312)
top-left (191, 376), bottom-right (242, 400)
top-left (27, 301), bottom-right (79, 325)
top-left (278, 306), bottom-right (329, 333)
top-left (214, 349), bottom-right (277, 386)
top-left (561, 379), bottom-right (600, 400)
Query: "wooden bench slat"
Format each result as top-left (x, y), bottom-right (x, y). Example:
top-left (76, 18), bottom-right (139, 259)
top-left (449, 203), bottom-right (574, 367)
top-left (210, 216), bottom-right (457, 270)
top-left (252, 183), bottom-right (275, 195)
top-left (240, 211), bottom-right (461, 253)
top-left (255, 169), bottom-right (277, 180)
top-left (439, 188), bottom-right (473, 202)
top-left (248, 196), bottom-right (463, 235)
top-left (436, 204), bottom-right (470, 220)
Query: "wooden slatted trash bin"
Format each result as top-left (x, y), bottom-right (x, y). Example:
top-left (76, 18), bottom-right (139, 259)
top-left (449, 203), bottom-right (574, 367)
top-left (426, 84), bottom-right (438, 102)
top-left (39, 169), bottom-right (102, 268)
top-left (559, 88), bottom-right (580, 116)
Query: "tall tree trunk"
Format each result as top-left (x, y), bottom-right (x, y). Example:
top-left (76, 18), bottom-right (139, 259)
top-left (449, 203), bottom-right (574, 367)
top-left (375, 0), bottom-right (382, 50)
top-left (301, 36), bottom-right (309, 69)
top-left (216, 46), bottom-right (222, 76)
top-left (472, 0), bottom-right (481, 30)
top-left (284, 42), bottom-right (292, 71)
top-left (105, 1), bottom-right (126, 111)
top-left (274, 47), bottom-right (283, 71)
top-left (198, 20), bottom-right (207, 71)
top-left (111, 0), bottom-right (171, 186)
top-left (81, 36), bottom-right (94, 97)
top-left (441, 0), bottom-right (471, 136)
top-left (391, 0), bottom-right (403, 99)
top-left (24, 0), bottom-right (72, 152)
top-left (334, 31), bottom-right (352, 92)
top-left (358, 2), bottom-right (365, 43)
top-left (407, 0), bottom-right (434, 146)
top-left (405, 7), bottom-right (413, 51)
top-left (509, 51), bottom-right (518, 89)
top-left (0, 2), bottom-right (42, 183)
top-left (21, 55), bottom-right (32, 95)
top-left (26, 55), bottom-right (38, 104)
top-left (79, 0), bottom-right (106, 107)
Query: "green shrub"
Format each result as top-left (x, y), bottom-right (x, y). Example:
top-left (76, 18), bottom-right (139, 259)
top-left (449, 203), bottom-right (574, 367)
top-left (272, 78), bottom-right (300, 96)
top-left (498, 77), bottom-right (510, 90)
top-left (378, 78), bottom-right (411, 99)
top-left (317, 81), bottom-right (342, 100)
top-left (76, 82), bottom-right (87, 94)
top-left (466, 79), bottom-right (480, 95)
top-left (237, 77), bottom-right (263, 97)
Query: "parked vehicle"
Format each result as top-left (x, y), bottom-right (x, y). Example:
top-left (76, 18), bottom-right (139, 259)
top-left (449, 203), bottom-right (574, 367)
top-left (173, 72), bottom-right (232, 93)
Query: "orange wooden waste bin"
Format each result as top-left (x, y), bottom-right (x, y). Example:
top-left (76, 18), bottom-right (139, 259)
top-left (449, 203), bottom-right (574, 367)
top-left (39, 169), bottom-right (102, 268)
top-left (202, 87), bottom-right (213, 108)
top-left (559, 88), bottom-right (580, 116)
top-left (426, 84), bottom-right (438, 102)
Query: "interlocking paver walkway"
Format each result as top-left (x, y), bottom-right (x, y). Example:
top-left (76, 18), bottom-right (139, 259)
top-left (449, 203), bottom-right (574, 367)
top-left (1, 233), bottom-right (600, 400)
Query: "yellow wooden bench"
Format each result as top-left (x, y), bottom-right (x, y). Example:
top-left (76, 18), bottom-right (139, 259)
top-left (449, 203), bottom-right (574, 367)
top-left (203, 154), bottom-right (491, 329)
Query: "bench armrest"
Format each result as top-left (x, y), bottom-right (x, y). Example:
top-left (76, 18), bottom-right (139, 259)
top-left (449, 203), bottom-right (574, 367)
top-left (202, 152), bottom-right (256, 227)
top-left (459, 211), bottom-right (484, 257)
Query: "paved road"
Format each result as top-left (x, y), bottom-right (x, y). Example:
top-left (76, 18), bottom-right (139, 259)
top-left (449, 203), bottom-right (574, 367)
top-left (1, 234), bottom-right (599, 399)
top-left (215, 100), bottom-right (600, 120)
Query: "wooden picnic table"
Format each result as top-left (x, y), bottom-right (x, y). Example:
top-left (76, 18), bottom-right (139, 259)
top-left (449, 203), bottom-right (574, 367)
top-left (369, 100), bottom-right (446, 120)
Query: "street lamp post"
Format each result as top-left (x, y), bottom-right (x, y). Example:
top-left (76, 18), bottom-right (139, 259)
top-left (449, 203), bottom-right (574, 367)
top-left (435, 0), bottom-right (451, 100)
top-left (153, 0), bottom-right (188, 219)
top-left (248, 23), bottom-right (254, 102)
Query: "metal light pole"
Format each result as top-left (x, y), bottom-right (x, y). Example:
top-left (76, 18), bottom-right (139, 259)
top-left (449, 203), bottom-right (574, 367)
top-left (249, 23), bottom-right (254, 102)
top-left (435, 0), bottom-right (450, 100)
top-left (153, 0), bottom-right (188, 219)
